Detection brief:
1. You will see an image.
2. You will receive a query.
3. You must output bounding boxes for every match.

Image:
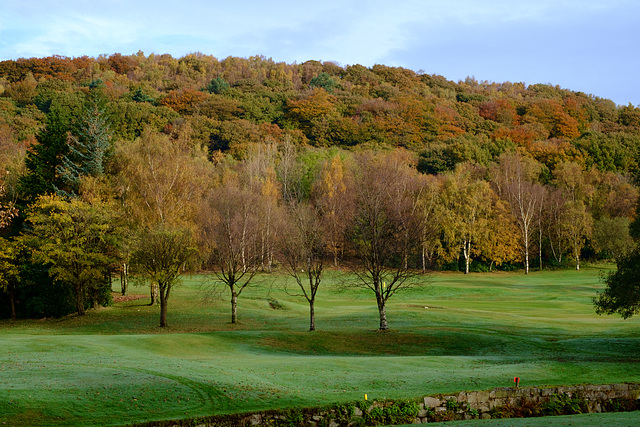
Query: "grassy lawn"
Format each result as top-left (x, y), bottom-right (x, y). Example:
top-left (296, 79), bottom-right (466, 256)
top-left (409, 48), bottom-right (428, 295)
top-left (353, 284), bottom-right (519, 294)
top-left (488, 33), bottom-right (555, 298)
top-left (1, 265), bottom-right (639, 426)
top-left (400, 410), bottom-right (640, 426)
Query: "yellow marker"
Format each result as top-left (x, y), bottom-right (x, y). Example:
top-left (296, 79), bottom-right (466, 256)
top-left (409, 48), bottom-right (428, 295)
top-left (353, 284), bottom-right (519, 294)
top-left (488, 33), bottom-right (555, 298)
top-left (364, 394), bottom-right (368, 400)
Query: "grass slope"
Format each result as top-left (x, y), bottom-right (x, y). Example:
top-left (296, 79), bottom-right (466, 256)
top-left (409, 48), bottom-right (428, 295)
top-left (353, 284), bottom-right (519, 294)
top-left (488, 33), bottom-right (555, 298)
top-left (1, 265), bottom-right (639, 426)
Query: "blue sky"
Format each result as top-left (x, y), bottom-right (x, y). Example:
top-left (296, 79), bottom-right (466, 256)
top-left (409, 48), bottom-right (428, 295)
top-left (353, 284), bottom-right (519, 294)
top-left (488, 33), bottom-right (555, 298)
top-left (1, 0), bottom-right (639, 106)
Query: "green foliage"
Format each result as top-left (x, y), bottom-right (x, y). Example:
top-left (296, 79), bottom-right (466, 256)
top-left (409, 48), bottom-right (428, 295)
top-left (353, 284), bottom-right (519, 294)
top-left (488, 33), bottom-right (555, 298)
top-left (56, 91), bottom-right (113, 196)
top-left (132, 225), bottom-right (199, 327)
top-left (542, 393), bottom-right (588, 416)
top-left (206, 76), bottom-right (230, 94)
top-left (445, 398), bottom-right (460, 411)
top-left (15, 257), bottom-right (76, 318)
top-left (309, 72), bottom-right (339, 93)
top-left (594, 247), bottom-right (640, 318)
top-left (130, 87), bottom-right (156, 103)
top-left (18, 97), bottom-right (83, 201)
top-left (361, 400), bottom-right (420, 425)
top-left (25, 195), bottom-right (120, 315)
top-left (417, 144), bottom-right (457, 174)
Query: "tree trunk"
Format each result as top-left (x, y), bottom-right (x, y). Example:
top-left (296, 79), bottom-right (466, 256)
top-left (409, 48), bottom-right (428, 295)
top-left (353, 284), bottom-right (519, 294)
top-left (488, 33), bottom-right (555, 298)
top-left (463, 241), bottom-right (471, 275)
top-left (76, 283), bottom-right (85, 316)
top-left (149, 283), bottom-right (158, 306)
top-left (378, 301), bottom-right (388, 331)
top-left (309, 299), bottom-right (315, 331)
top-left (524, 231), bottom-right (530, 275)
top-left (9, 283), bottom-right (16, 320)
top-left (231, 289), bottom-right (238, 324)
top-left (159, 285), bottom-right (168, 328)
top-left (120, 262), bottom-right (128, 296)
top-left (576, 252), bottom-right (580, 271)
top-left (422, 247), bottom-right (426, 274)
top-left (539, 226), bottom-right (543, 271)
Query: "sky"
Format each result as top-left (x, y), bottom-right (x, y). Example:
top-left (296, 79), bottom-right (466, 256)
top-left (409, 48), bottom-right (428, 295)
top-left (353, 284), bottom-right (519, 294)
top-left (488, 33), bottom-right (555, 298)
top-left (1, 0), bottom-right (639, 106)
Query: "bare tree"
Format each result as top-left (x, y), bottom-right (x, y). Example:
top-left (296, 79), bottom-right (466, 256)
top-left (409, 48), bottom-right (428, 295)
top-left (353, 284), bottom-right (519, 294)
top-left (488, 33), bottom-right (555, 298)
top-left (545, 188), bottom-right (569, 266)
top-left (491, 153), bottom-right (544, 274)
top-left (200, 176), bottom-right (260, 324)
top-left (278, 201), bottom-right (325, 331)
top-left (416, 173), bottom-right (442, 273)
top-left (563, 200), bottom-right (592, 270)
top-left (348, 151), bottom-right (426, 331)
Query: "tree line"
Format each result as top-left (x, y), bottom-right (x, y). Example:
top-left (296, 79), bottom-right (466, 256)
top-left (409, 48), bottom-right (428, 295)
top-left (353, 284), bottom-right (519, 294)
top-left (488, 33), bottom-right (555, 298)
top-left (0, 53), bottom-right (639, 328)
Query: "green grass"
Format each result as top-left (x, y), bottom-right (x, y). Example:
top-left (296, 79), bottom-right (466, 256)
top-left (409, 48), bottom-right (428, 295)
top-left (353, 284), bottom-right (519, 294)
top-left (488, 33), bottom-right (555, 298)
top-left (399, 410), bottom-right (640, 426)
top-left (1, 265), bottom-right (639, 426)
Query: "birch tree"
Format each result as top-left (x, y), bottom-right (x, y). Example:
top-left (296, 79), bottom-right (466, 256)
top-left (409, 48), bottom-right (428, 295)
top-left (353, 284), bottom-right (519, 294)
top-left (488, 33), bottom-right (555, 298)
top-left (200, 174), bottom-right (260, 324)
top-left (491, 153), bottom-right (544, 274)
top-left (440, 165), bottom-right (491, 274)
top-left (348, 151), bottom-right (426, 331)
top-left (312, 154), bottom-right (354, 267)
top-left (279, 201), bottom-right (325, 331)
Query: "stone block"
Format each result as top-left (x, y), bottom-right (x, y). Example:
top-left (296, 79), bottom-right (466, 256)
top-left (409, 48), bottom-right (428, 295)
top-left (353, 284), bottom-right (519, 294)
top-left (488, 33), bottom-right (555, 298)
top-left (424, 396), bottom-right (441, 407)
top-left (413, 417), bottom-right (423, 424)
top-left (481, 413), bottom-right (492, 420)
top-left (353, 407), bottom-right (363, 417)
top-left (477, 391), bottom-right (490, 403)
top-left (248, 414), bottom-right (262, 425)
top-left (417, 409), bottom-right (429, 418)
top-left (596, 391), bottom-right (608, 400)
top-left (541, 388), bottom-right (555, 397)
top-left (490, 398), bottom-right (504, 409)
top-left (494, 390), bottom-right (510, 398)
top-left (613, 383), bottom-right (629, 394)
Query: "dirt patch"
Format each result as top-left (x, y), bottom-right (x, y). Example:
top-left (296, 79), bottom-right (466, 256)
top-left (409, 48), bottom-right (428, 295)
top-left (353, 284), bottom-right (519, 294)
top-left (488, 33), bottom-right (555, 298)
top-left (112, 293), bottom-right (148, 303)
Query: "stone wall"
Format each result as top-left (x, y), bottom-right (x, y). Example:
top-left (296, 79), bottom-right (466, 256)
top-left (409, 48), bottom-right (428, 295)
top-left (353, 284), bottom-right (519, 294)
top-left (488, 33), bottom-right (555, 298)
top-left (136, 383), bottom-right (640, 426)
top-left (418, 383), bottom-right (640, 423)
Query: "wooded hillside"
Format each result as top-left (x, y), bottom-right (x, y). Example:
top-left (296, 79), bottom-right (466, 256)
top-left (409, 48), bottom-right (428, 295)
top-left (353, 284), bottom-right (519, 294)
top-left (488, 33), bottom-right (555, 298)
top-left (0, 52), bottom-right (638, 321)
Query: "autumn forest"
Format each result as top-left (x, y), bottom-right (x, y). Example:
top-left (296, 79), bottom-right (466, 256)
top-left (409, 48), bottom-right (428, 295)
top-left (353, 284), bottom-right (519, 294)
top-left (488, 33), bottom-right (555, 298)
top-left (0, 52), bottom-right (639, 326)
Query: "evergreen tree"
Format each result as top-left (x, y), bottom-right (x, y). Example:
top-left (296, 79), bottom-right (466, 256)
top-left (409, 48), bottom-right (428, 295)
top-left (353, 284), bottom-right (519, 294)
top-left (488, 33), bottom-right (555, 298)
top-left (594, 201), bottom-right (640, 318)
top-left (18, 93), bottom-right (83, 203)
top-left (56, 91), bottom-right (112, 197)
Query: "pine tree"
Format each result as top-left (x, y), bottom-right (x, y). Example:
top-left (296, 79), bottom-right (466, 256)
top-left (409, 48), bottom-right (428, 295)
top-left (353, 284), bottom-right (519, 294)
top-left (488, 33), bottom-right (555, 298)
top-left (19, 108), bottom-right (72, 202)
top-left (56, 91), bottom-right (112, 197)
top-left (18, 92), bottom-right (84, 203)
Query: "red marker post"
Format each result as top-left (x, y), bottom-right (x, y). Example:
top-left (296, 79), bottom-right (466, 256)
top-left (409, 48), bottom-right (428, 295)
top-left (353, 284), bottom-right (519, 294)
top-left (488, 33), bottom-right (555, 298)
top-left (514, 377), bottom-right (520, 388)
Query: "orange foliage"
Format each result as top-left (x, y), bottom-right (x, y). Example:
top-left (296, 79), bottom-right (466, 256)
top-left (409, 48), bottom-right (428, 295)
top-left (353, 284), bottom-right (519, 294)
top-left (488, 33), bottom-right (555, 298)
top-left (491, 123), bottom-right (547, 147)
top-left (159, 89), bottom-right (208, 115)
top-left (434, 104), bottom-right (465, 139)
top-left (528, 138), bottom-right (583, 170)
top-left (478, 99), bottom-right (519, 126)
top-left (287, 88), bottom-right (337, 123)
top-left (524, 99), bottom-right (581, 139)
